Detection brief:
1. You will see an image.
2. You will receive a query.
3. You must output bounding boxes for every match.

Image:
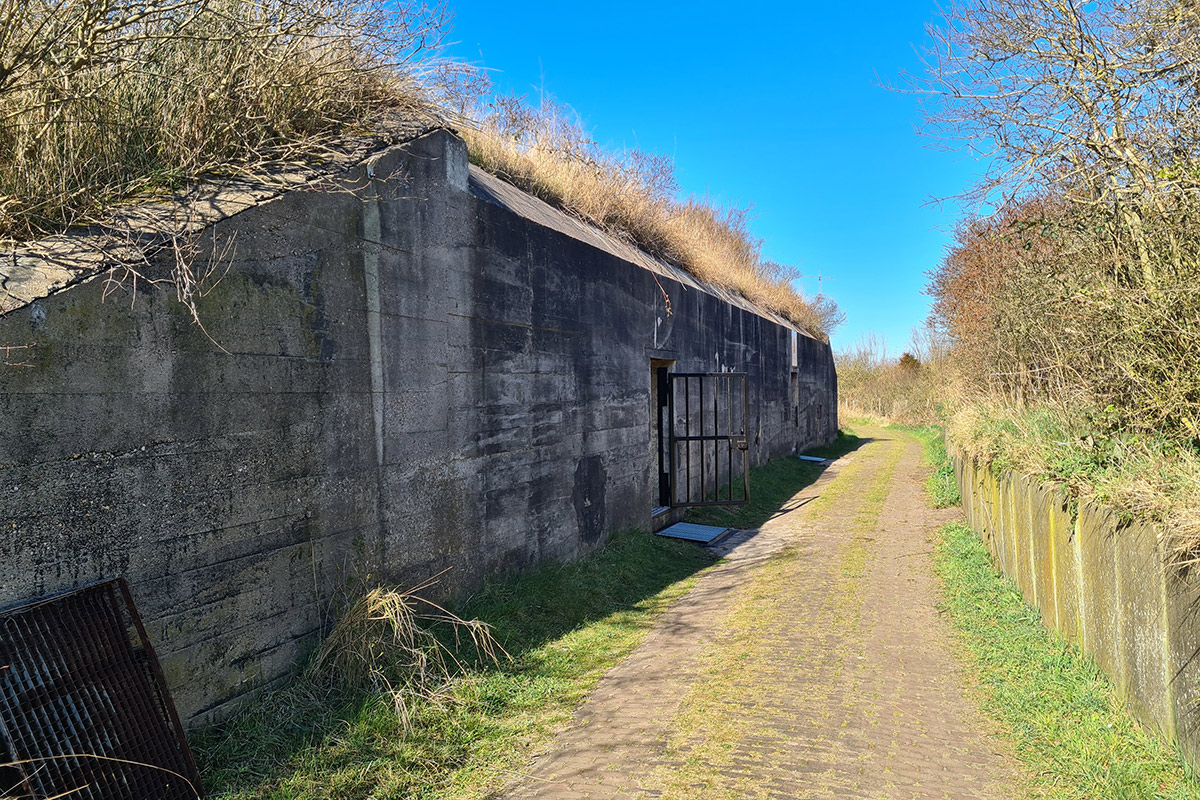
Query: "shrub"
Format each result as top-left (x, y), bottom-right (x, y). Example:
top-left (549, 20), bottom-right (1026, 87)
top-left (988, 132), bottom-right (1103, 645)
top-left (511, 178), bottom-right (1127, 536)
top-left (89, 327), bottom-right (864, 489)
top-left (836, 326), bottom-right (950, 425)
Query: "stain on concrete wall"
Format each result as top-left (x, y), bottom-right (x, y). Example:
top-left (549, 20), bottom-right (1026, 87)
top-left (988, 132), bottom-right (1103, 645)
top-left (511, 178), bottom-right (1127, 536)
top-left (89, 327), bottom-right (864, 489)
top-left (0, 129), bottom-right (838, 727)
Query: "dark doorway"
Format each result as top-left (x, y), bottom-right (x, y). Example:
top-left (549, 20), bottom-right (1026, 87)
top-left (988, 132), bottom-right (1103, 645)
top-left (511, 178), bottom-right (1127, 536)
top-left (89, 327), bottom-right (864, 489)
top-left (650, 359), bottom-right (675, 512)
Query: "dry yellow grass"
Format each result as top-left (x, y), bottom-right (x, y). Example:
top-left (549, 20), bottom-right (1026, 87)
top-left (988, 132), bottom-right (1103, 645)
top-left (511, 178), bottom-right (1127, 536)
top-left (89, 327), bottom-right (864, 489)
top-left (305, 580), bottom-right (502, 729)
top-left (1, 4), bottom-right (837, 339)
top-left (0, 0), bottom-right (448, 243)
top-left (459, 99), bottom-right (841, 339)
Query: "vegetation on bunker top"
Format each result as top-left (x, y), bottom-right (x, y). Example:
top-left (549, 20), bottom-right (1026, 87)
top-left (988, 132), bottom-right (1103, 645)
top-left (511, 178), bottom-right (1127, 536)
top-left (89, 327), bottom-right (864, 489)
top-left (459, 94), bottom-right (842, 339)
top-left (0, 0), bottom-right (839, 338)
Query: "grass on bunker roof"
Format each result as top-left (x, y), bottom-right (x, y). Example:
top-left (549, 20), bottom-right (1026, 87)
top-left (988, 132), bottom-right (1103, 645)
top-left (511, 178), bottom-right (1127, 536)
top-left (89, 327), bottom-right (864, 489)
top-left (0, 0), bottom-right (445, 244)
top-left (0, 0), bottom-right (840, 341)
top-left (460, 97), bottom-right (841, 339)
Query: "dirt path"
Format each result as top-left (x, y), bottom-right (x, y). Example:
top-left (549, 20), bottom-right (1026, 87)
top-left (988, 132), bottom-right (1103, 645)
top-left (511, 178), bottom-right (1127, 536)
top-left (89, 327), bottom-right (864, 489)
top-left (497, 425), bottom-right (1024, 799)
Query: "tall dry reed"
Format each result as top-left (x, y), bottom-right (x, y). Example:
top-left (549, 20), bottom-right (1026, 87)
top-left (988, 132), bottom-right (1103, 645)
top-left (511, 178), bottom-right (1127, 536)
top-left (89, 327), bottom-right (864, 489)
top-left (305, 577), bottom-right (503, 730)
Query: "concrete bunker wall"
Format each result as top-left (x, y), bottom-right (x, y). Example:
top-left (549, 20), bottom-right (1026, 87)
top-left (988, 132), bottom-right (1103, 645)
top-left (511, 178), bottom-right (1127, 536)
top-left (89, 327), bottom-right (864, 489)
top-left (952, 450), bottom-right (1200, 765)
top-left (0, 129), bottom-right (838, 726)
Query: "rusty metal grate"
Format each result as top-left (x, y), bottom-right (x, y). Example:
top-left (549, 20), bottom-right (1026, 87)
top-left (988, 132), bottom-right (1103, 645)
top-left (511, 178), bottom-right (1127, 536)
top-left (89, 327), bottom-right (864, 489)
top-left (668, 372), bottom-right (750, 507)
top-left (0, 579), bottom-right (202, 799)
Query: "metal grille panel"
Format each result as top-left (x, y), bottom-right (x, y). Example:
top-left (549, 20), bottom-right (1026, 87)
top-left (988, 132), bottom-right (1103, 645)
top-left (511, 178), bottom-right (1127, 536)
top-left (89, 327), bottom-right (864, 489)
top-left (668, 372), bottom-right (750, 507)
top-left (0, 579), bottom-right (201, 799)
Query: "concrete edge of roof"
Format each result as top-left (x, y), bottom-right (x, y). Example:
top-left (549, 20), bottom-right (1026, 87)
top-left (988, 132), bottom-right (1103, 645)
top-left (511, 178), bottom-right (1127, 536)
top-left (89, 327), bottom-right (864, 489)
top-left (466, 161), bottom-right (814, 340)
top-left (0, 114), bottom-right (445, 316)
top-left (1, 121), bottom-right (818, 342)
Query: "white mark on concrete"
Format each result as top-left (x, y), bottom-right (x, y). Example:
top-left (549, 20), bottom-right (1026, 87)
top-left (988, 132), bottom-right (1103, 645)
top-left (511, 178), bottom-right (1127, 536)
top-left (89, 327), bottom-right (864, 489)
top-left (446, 141), bottom-right (469, 192)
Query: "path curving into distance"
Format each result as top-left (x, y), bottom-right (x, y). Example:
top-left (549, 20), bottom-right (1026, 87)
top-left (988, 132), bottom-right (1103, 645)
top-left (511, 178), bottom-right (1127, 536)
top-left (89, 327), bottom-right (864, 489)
top-left (497, 424), bottom-right (1025, 800)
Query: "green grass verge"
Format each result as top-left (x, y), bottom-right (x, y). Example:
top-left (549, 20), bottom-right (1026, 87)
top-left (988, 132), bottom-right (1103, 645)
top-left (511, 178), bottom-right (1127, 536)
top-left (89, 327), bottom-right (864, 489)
top-left (196, 530), bottom-right (715, 800)
top-left (934, 522), bottom-right (1200, 799)
top-left (889, 423), bottom-right (961, 508)
top-left (686, 427), bottom-right (866, 530)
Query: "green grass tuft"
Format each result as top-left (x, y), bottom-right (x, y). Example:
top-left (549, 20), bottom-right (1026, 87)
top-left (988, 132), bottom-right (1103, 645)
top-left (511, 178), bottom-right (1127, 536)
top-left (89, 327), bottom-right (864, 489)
top-left (890, 423), bottom-right (961, 507)
top-left (934, 522), bottom-right (1200, 799)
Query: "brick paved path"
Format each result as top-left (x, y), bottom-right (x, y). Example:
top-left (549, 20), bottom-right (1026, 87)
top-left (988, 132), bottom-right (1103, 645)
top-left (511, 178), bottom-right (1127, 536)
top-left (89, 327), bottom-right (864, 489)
top-left (497, 426), bottom-right (1024, 799)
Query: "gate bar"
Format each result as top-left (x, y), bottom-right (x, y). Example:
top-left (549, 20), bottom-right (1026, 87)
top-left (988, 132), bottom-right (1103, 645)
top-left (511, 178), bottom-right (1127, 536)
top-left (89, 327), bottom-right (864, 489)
top-left (667, 372), bottom-right (750, 507)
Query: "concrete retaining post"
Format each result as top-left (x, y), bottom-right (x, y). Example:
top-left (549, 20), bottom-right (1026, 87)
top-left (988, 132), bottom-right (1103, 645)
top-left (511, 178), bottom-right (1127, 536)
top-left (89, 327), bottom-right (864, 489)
top-left (950, 448), bottom-right (1199, 768)
top-left (1028, 480), bottom-right (1057, 632)
top-left (1167, 561), bottom-right (1200, 764)
top-left (1049, 492), bottom-right (1083, 648)
top-left (1078, 500), bottom-right (1125, 690)
top-left (1113, 520), bottom-right (1173, 740)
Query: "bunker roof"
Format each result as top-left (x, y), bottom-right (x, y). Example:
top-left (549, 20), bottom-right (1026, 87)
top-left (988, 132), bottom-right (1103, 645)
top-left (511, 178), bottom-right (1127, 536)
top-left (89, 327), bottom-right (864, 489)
top-left (2, 119), bottom-right (810, 338)
top-left (468, 165), bottom-right (808, 336)
top-left (0, 114), bottom-right (440, 316)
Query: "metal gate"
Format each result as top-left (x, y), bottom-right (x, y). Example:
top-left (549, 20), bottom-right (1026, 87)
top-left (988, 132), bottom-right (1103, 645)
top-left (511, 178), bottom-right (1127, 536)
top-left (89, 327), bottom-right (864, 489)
top-left (668, 372), bottom-right (749, 506)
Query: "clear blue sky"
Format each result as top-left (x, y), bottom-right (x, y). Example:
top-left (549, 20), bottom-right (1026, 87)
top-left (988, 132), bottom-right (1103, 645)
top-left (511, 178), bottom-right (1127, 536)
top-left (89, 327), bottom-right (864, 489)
top-left (443, 1), bottom-right (984, 357)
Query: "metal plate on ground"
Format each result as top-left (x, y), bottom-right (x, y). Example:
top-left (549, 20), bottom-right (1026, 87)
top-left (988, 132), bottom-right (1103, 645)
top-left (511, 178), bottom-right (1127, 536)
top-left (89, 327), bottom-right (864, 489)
top-left (655, 522), bottom-right (735, 545)
top-left (0, 578), bottom-right (202, 800)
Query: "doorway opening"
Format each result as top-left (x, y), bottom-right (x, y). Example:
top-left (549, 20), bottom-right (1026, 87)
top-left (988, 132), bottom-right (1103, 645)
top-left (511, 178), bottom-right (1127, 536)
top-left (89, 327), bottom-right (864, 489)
top-left (650, 359), bottom-right (675, 516)
top-left (667, 372), bottom-right (750, 507)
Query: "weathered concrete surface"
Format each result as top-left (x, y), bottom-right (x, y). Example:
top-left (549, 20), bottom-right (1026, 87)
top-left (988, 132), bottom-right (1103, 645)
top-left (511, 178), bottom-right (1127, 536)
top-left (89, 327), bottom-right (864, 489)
top-left (1012, 473), bottom-right (1036, 608)
top-left (1115, 520), bottom-right (1172, 739)
top-left (1029, 479), bottom-right (1057, 631)
top-left (1166, 561), bottom-right (1200, 764)
top-left (1078, 500), bottom-right (1125, 688)
top-left (0, 129), bottom-right (837, 726)
top-left (1049, 493), bottom-right (1082, 647)
top-left (951, 450), bottom-right (1200, 765)
top-left (993, 470), bottom-right (1010, 575)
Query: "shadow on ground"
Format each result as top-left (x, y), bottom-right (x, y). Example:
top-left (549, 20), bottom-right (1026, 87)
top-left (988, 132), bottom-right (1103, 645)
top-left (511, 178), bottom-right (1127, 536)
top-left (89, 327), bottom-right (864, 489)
top-left (687, 429), bottom-right (871, 532)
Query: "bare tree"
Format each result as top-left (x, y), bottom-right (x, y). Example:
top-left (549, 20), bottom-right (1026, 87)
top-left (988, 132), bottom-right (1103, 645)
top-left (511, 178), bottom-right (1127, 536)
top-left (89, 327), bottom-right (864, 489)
top-left (903, 0), bottom-right (1200, 284)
